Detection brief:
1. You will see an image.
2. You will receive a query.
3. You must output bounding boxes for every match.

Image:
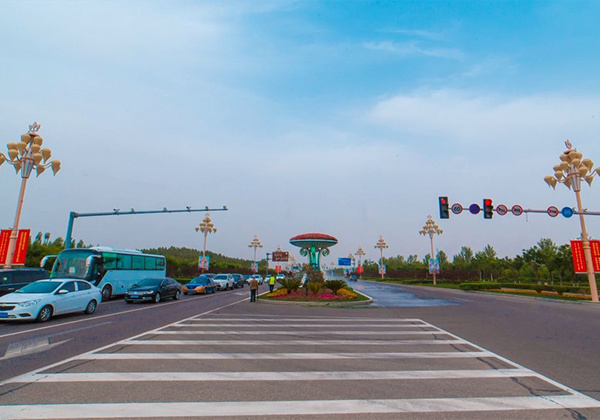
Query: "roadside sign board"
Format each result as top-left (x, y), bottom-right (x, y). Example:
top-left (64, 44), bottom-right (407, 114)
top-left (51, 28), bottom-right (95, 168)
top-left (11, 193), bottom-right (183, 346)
top-left (12, 229), bottom-right (30, 265)
top-left (251, 262), bottom-right (258, 273)
top-left (272, 251), bottom-right (289, 262)
top-left (547, 206), bottom-right (559, 217)
top-left (198, 256), bottom-right (210, 269)
top-left (0, 230), bottom-right (11, 265)
top-left (469, 204), bottom-right (481, 214)
top-left (562, 207), bottom-right (574, 218)
top-left (0, 229), bottom-right (29, 265)
top-left (357, 265), bottom-right (364, 274)
top-left (451, 203), bottom-right (463, 215)
top-left (338, 257), bottom-right (352, 266)
top-left (428, 258), bottom-right (440, 274)
top-left (495, 204), bottom-right (508, 216)
top-left (511, 205), bottom-right (524, 216)
top-left (378, 264), bottom-right (386, 275)
top-left (570, 240), bottom-right (600, 273)
top-left (275, 265), bottom-right (282, 274)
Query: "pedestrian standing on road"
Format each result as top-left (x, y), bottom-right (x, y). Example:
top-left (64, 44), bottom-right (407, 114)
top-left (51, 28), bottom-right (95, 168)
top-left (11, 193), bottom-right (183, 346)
top-left (269, 275), bottom-right (276, 293)
top-left (249, 277), bottom-right (259, 302)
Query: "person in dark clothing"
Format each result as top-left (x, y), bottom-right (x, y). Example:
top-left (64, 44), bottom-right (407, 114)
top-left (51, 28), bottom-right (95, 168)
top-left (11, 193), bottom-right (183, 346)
top-left (249, 277), bottom-right (259, 302)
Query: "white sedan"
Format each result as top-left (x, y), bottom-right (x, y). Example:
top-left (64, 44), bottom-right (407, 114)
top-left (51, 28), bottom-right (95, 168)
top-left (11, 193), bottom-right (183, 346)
top-left (0, 279), bottom-right (101, 322)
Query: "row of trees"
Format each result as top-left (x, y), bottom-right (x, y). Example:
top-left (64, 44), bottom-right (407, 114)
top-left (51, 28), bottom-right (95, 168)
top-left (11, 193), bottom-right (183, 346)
top-left (362, 238), bottom-right (582, 284)
top-left (19, 233), bottom-right (586, 285)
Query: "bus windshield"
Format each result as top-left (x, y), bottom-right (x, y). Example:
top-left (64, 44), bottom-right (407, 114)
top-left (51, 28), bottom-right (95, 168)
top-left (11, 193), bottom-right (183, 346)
top-left (51, 249), bottom-right (96, 281)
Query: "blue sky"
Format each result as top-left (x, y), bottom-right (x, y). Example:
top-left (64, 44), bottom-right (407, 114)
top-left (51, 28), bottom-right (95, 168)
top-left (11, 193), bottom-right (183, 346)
top-left (1, 0), bottom-right (600, 264)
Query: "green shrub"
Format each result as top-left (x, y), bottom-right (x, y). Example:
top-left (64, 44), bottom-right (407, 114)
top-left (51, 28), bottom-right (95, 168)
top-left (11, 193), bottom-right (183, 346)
top-left (307, 282), bottom-right (322, 295)
top-left (533, 284), bottom-right (544, 294)
top-left (278, 279), bottom-right (302, 293)
top-left (324, 279), bottom-right (348, 295)
top-left (554, 286), bottom-right (567, 296)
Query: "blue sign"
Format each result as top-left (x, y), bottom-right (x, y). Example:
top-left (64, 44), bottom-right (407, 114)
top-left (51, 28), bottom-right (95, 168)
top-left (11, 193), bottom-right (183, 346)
top-left (562, 207), bottom-right (574, 218)
top-left (338, 258), bottom-right (352, 266)
top-left (469, 204), bottom-right (481, 214)
top-left (428, 258), bottom-right (440, 274)
top-left (198, 256), bottom-right (210, 269)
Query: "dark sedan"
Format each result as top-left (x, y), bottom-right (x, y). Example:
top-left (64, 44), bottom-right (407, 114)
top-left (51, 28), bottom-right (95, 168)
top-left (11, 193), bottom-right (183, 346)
top-left (125, 277), bottom-right (182, 303)
top-left (183, 275), bottom-right (216, 295)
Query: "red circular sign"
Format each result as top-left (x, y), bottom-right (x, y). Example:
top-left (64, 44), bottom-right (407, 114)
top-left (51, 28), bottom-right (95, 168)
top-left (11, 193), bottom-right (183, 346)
top-left (547, 206), bottom-right (559, 217)
top-left (495, 204), bottom-right (508, 216)
top-left (511, 205), bottom-right (524, 216)
top-left (451, 203), bottom-right (463, 214)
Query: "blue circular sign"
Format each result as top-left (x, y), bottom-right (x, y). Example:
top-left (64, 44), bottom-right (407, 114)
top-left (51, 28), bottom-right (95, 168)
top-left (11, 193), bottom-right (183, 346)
top-left (561, 207), bottom-right (574, 218)
top-left (469, 204), bottom-right (481, 214)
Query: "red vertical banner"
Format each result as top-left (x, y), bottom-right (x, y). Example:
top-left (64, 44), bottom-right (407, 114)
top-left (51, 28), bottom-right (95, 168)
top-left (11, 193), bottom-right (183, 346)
top-left (0, 230), bottom-right (11, 265)
top-left (275, 265), bottom-right (281, 274)
top-left (570, 240), bottom-right (586, 273)
top-left (590, 240), bottom-right (600, 272)
top-left (12, 229), bottom-right (30, 265)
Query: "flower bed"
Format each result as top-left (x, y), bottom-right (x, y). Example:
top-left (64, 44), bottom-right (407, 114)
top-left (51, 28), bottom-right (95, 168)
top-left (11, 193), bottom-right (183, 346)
top-left (262, 287), bottom-right (369, 302)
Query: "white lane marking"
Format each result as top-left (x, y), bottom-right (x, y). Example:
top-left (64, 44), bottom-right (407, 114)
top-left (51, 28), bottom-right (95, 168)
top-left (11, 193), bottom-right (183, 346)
top-left (173, 323), bottom-right (430, 328)
top-left (0, 297), bottom-right (248, 387)
top-left (122, 339), bottom-right (465, 345)
top-left (1, 395), bottom-right (599, 419)
top-left (7, 368), bottom-right (533, 383)
top-left (417, 320), bottom-right (599, 401)
top-left (0, 294), bottom-right (212, 339)
top-left (152, 330), bottom-right (442, 336)
top-left (185, 318), bottom-right (426, 322)
top-left (74, 351), bottom-right (497, 360)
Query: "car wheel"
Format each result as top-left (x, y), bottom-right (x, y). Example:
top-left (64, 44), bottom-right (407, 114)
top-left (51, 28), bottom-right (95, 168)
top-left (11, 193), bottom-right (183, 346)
top-left (174, 290), bottom-right (181, 300)
top-left (36, 305), bottom-right (53, 323)
top-left (84, 300), bottom-right (97, 314)
top-left (153, 293), bottom-right (161, 303)
top-left (125, 300), bottom-right (132, 304)
top-left (184, 292), bottom-right (188, 295)
top-left (101, 285), bottom-right (112, 302)
top-left (211, 288), bottom-right (216, 294)
top-left (241, 283), bottom-right (245, 288)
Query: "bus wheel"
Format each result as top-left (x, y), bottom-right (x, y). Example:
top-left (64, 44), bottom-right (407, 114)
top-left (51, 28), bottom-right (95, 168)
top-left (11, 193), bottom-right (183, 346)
top-left (153, 293), bottom-right (161, 303)
top-left (101, 285), bottom-right (112, 302)
top-left (36, 305), bottom-right (53, 323)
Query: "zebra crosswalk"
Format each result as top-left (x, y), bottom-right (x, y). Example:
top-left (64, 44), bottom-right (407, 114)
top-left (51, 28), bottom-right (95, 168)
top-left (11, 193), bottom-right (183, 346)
top-left (0, 314), bottom-right (599, 419)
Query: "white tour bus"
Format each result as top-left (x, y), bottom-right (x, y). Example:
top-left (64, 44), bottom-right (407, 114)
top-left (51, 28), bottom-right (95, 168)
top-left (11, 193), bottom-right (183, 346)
top-left (42, 246), bottom-right (167, 301)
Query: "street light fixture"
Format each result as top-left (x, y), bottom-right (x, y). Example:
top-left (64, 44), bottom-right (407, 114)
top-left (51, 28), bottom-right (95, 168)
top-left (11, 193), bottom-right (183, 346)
top-left (347, 253), bottom-right (356, 273)
top-left (544, 140), bottom-right (600, 302)
top-left (195, 213), bottom-right (217, 272)
top-left (248, 235), bottom-right (263, 273)
top-left (0, 122), bottom-right (61, 268)
top-left (419, 215), bottom-right (443, 286)
top-left (374, 236), bottom-right (389, 280)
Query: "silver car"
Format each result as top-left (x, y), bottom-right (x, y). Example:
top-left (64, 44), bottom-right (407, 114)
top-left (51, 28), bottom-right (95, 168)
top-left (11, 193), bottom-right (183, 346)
top-left (0, 279), bottom-right (101, 322)
top-left (212, 274), bottom-right (234, 291)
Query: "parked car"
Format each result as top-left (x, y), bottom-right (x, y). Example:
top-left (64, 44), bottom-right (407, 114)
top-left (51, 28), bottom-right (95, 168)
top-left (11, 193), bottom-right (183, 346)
top-left (0, 268), bottom-right (49, 297)
top-left (0, 279), bottom-right (101, 322)
top-left (183, 275), bottom-right (216, 295)
top-left (248, 274), bottom-right (264, 285)
top-left (231, 274), bottom-right (246, 288)
top-left (125, 277), bottom-right (182, 303)
top-left (212, 274), bottom-right (234, 290)
top-left (276, 274), bottom-right (286, 281)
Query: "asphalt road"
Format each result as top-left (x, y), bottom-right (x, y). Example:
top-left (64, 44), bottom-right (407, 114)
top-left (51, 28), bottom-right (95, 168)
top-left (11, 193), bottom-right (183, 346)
top-left (0, 280), bottom-right (599, 419)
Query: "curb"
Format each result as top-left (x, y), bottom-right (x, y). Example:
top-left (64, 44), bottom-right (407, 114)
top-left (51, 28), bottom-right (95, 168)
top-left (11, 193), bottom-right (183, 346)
top-left (256, 291), bottom-right (373, 307)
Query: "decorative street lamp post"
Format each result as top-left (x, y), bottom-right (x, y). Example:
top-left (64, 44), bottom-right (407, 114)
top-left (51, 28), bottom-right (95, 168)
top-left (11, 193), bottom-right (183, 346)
top-left (0, 122), bottom-right (61, 268)
top-left (544, 140), bottom-right (600, 302)
top-left (374, 236), bottom-right (389, 280)
top-left (347, 253), bottom-right (355, 274)
top-left (419, 215), bottom-right (444, 286)
top-left (195, 213), bottom-right (217, 272)
top-left (248, 235), bottom-right (263, 273)
top-left (355, 246), bottom-right (366, 279)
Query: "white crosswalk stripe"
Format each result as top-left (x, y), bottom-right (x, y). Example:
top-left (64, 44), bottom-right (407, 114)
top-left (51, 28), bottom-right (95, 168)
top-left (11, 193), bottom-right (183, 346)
top-left (0, 313), bottom-right (599, 419)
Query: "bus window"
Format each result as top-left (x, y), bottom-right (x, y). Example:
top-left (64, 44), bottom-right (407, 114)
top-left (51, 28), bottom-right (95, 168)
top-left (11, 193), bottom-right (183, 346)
top-left (132, 256), bottom-right (144, 270)
top-left (117, 254), bottom-right (132, 270)
top-left (103, 253), bottom-right (117, 270)
top-left (145, 257), bottom-right (157, 270)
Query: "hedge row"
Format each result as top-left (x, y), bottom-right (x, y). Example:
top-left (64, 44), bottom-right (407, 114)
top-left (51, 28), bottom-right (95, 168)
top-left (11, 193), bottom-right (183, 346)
top-left (459, 282), bottom-right (590, 295)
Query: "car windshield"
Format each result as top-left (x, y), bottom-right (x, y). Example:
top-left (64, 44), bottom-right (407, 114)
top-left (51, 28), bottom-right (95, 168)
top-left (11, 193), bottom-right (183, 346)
top-left (15, 281), bottom-right (63, 294)
top-left (191, 277), bottom-right (209, 285)
top-left (135, 278), bottom-right (163, 287)
top-left (213, 275), bottom-right (227, 280)
top-left (51, 250), bottom-right (96, 280)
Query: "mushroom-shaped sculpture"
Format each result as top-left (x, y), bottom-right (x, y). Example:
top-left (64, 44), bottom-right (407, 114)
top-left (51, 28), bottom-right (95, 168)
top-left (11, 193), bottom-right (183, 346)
top-left (289, 233), bottom-right (338, 269)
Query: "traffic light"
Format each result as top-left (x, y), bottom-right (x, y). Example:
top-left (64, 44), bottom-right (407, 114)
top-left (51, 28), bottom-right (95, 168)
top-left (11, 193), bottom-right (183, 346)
top-left (483, 198), bottom-right (493, 219)
top-left (439, 196), bottom-right (449, 219)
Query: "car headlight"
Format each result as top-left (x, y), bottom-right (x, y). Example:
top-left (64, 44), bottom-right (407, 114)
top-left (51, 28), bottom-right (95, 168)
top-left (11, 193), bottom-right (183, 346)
top-left (17, 299), bottom-right (41, 307)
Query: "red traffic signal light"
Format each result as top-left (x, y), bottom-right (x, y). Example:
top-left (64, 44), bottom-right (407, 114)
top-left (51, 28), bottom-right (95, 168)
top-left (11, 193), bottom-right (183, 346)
top-left (439, 196), bottom-right (449, 219)
top-left (483, 198), bottom-right (493, 219)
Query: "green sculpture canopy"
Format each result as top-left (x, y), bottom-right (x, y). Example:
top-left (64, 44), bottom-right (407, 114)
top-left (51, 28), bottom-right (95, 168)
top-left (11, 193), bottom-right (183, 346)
top-left (289, 233), bottom-right (338, 269)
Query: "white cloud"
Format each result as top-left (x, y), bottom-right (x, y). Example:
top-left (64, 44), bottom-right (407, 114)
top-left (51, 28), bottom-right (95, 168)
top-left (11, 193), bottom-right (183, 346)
top-left (363, 41), bottom-right (463, 59)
